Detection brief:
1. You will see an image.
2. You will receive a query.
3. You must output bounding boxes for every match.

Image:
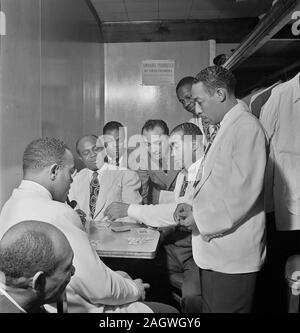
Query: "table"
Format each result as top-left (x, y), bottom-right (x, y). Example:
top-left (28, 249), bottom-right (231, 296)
top-left (88, 220), bottom-right (160, 259)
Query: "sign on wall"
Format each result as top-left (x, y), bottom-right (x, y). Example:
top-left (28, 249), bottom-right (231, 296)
top-left (142, 60), bottom-right (175, 85)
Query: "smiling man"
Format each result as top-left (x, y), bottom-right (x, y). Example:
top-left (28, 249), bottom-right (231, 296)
top-left (70, 133), bottom-right (142, 222)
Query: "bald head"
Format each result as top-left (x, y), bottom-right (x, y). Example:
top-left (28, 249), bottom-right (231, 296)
top-left (0, 221), bottom-right (71, 284)
top-left (76, 135), bottom-right (100, 171)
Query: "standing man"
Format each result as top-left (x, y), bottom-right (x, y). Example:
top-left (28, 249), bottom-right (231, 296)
top-left (0, 220), bottom-right (74, 313)
top-left (176, 76), bottom-right (249, 148)
top-left (174, 66), bottom-right (267, 313)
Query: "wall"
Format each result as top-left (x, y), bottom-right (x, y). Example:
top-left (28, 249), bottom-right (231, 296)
top-left (104, 41), bottom-right (210, 138)
top-left (0, 0), bottom-right (42, 207)
top-left (41, 0), bottom-right (104, 155)
top-left (0, 0), bottom-right (104, 207)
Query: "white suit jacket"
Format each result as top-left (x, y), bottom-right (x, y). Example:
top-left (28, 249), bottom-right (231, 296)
top-left (0, 181), bottom-right (150, 313)
top-left (260, 73), bottom-right (300, 230)
top-left (191, 103), bottom-right (267, 274)
top-left (69, 164), bottom-right (142, 220)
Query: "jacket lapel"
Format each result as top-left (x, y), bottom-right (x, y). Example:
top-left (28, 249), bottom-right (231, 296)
top-left (193, 106), bottom-right (243, 196)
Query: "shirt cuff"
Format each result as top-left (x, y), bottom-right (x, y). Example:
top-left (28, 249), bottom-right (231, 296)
top-left (128, 204), bottom-right (143, 222)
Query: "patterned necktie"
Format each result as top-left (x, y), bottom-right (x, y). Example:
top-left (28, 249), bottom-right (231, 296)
top-left (209, 124), bottom-right (220, 143)
top-left (179, 174), bottom-right (189, 197)
top-left (89, 171), bottom-right (100, 218)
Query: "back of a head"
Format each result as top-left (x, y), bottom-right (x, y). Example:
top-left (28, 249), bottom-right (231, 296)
top-left (141, 119), bottom-right (169, 135)
top-left (0, 221), bottom-right (64, 287)
top-left (194, 66), bottom-right (237, 96)
top-left (23, 137), bottom-right (68, 175)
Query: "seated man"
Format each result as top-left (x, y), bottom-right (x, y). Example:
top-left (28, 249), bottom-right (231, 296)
top-left (0, 137), bottom-right (176, 313)
top-left (129, 119), bottom-right (180, 204)
top-left (69, 134), bottom-right (142, 221)
top-left (0, 220), bottom-right (74, 313)
top-left (105, 123), bottom-right (204, 313)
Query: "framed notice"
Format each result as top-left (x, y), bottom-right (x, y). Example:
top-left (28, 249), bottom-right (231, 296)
top-left (142, 60), bottom-right (175, 86)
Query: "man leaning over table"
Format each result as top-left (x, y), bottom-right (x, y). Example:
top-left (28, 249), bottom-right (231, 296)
top-left (105, 122), bottom-right (204, 313)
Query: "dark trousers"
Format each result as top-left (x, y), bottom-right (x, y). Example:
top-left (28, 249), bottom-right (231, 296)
top-left (200, 269), bottom-right (257, 313)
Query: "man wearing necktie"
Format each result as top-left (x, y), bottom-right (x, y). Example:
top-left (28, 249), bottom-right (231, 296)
top-left (69, 134), bottom-right (142, 222)
top-left (89, 171), bottom-right (100, 219)
top-left (174, 66), bottom-right (267, 313)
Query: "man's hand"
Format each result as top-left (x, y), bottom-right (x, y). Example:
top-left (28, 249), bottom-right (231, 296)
top-left (173, 203), bottom-right (197, 232)
top-left (104, 202), bottom-right (129, 221)
top-left (133, 278), bottom-right (150, 301)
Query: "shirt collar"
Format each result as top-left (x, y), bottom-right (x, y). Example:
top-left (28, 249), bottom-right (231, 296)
top-left (19, 180), bottom-right (52, 200)
top-left (220, 102), bottom-right (242, 129)
top-left (186, 156), bottom-right (204, 182)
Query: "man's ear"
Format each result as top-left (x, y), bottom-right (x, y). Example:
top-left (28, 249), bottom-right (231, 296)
top-left (215, 88), bottom-right (226, 102)
top-left (31, 271), bottom-right (46, 293)
top-left (49, 164), bottom-right (60, 181)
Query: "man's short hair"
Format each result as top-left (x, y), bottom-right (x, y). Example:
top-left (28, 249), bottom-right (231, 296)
top-left (75, 134), bottom-right (98, 156)
top-left (141, 119), bottom-right (169, 136)
top-left (0, 223), bottom-right (57, 286)
top-left (171, 122), bottom-right (202, 145)
top-left (103, 121), bottom-right (124, 134)
top-left (176, 76), bottom-right (194, 93)
top-left (194, 66), bottom-right (237, 95)
top-left (23, 137), bottom-right (69, 172)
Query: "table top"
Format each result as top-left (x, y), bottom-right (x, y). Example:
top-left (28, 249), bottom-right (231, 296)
top-left (88, 220), bottom-right (160, 259)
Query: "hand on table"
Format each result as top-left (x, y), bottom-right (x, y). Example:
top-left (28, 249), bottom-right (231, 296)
top-left (104, 202), bottom-right (129, 221)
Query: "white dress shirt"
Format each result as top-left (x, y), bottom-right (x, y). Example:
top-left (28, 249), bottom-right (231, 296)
top-left (260, 72), bottom-right (300, 230)
top-left (0, 180), bottom-right (151, 313)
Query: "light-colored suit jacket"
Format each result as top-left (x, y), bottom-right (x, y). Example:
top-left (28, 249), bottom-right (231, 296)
top-left (191, 103), bottom-right (268, 274)
top-left (69, 165), bottom-right (142, 220)
top-left (0, 181), bottom-right (150, 313)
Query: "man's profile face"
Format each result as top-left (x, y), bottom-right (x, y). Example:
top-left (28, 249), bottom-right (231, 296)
top-left (142, 126), bottom-right (169, 162)
top-left (103, 128), bottom-right (125, 161)
top-left (177, 84), bottom-right (196, 115)
top-left (192, 82), bottom-right (221, 125)
top-left (77, 136), bottom-right (101, 171)
top-left (53, 149), bottom-right (76, 203)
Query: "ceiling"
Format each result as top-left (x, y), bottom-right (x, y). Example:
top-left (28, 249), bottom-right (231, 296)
top-left (90, 0), bottom-right (273, 22)
top-left (88, 0), bottom-right (275, 43)
top-left (85, 0), bottom-right (300, 96)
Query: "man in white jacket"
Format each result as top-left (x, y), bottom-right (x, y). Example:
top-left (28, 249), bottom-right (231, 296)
top-left (0, 137), bottom-right (177, 313)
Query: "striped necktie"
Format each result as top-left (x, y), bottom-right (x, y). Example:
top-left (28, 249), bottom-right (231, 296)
top-left (89, 171), bottom-right (100, 218)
